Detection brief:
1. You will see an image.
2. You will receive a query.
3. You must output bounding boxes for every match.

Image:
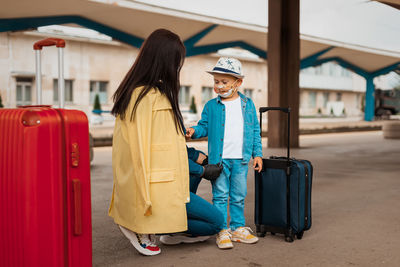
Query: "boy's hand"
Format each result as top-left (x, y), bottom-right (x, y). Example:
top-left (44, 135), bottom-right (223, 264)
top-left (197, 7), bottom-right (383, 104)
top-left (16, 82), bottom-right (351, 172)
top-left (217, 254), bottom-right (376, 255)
top-left (253, 157), bottom-right (263, 173)
top-left (185, 127), bottom-right (195, 138)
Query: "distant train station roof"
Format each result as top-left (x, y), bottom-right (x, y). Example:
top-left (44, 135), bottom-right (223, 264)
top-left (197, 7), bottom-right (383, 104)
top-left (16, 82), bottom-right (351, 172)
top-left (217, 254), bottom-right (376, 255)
top-left (1, 0), bottom-right (399, 75)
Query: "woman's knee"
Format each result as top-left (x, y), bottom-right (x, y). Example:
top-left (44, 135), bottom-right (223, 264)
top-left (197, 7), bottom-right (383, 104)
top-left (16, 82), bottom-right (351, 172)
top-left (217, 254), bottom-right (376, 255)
top-left (211, 206), bottom-right (225, 232)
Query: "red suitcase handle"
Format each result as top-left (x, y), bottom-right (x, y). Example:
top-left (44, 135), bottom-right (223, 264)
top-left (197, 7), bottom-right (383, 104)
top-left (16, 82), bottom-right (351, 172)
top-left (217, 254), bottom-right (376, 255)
top-left (33, 38), bottom-right (66, 50)
top-left (72, 179), bottom-right (82, 235)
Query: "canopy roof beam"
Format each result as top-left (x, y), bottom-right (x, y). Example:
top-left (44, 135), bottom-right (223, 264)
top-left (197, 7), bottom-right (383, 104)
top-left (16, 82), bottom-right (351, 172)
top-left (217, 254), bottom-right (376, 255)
top-left (300, 46), bottom-right (335, 69)
top-left (0, 15), bottom-right (145, 48)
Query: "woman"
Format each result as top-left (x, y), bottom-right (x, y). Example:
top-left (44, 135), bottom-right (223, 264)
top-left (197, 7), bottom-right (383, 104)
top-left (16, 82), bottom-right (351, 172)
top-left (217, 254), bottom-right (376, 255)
top-left (109, 29), bottom-right (223, 256)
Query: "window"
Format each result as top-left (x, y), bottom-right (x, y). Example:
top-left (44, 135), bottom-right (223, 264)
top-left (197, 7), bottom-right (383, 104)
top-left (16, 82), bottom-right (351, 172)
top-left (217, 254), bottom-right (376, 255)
top-left (90, 81), bottom-right (108, 104)
top-left (202, 87), bottom-right (213, 104)
top-left (300, 67), bottom-right (315, 75)
top-left (16, 77), bottom-right (33, 106)
top-left (243, 88), bottom-right (253, 99)
top-left (53, 79), bottom-right (73, 103)
top-left (323, 92), bottom-right (330, 108)
top-left (315, 66), bottom-right (323, 75)
top-left (308, 91), bottom-right (316, 108)
top-left (341, 68), bottom-right (351, 77)
top-left (328, 63), bottom-right (336, 76)
top-left (356, 94), bottom-right (361, 108)
top-left (336, 92), bottom-right (342, 101)
top-left (179, 86), bottom-right (190, 105)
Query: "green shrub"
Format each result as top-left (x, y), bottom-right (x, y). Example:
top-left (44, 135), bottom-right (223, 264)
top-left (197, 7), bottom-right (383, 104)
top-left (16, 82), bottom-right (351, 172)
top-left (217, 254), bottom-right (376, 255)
top-left (189, 96), bottom-right (197, 113)
top-left (93, 94), bottom-right (102, 111)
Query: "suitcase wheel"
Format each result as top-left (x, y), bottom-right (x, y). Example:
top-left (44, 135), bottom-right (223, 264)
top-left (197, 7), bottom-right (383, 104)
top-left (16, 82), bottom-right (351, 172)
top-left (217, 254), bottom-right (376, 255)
top-left (285, 228), bottom-right (294, 242)
top-left (285, 235), bottom-right (294, 243)
top-left (255, 225), bottom-right (266, 237)
top-left (296, 231), bottom-right (304, 240)
top-left (256, 232), bottom-right (266, 237)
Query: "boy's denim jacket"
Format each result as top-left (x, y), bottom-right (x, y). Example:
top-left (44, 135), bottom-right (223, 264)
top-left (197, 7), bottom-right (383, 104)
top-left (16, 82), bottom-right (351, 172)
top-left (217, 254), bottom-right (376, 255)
top-left (192, 92), bottom-right (263, 165)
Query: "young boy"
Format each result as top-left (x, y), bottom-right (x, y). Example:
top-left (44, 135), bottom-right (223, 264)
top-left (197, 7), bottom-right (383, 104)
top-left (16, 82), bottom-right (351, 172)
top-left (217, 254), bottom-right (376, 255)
top-left (186, 57), bottom-right (263, 249)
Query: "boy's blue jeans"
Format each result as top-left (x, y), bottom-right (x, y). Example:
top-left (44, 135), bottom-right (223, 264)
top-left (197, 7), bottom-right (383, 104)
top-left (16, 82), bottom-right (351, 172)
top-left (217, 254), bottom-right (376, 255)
top-left (186, 175), bottom-right (224, 236)
top-left (211, 159), bottom-right (248, 230)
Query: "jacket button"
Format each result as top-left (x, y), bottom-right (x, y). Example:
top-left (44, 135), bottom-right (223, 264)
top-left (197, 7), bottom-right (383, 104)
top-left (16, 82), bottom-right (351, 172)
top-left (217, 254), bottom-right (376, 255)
top-left (221, 138), bottom-right (223, 141)
top-left (222, 123), bottom-right (224, 126)
top-left (220, 153), bottom-right (222, 156)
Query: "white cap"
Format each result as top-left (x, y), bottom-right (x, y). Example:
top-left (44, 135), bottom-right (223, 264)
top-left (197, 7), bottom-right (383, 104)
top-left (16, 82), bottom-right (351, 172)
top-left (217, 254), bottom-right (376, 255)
top-left (206, 57), bottom-right (244, 79)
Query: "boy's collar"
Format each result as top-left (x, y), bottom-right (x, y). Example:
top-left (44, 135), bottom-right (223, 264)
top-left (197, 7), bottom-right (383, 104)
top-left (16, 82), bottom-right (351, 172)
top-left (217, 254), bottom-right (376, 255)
top-left (217, 91), bottom-right (247, 103)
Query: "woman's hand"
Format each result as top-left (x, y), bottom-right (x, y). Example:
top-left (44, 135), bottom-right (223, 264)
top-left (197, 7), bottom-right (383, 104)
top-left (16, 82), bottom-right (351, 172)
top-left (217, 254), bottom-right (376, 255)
top-left (253, 157), bottom-right (263, 173)
top-left (185, 127), bottom-right (195, 139)
top-left (196, 152), bottom-right (207, 165)
top-left (201, 163), bottom-right (223, 181)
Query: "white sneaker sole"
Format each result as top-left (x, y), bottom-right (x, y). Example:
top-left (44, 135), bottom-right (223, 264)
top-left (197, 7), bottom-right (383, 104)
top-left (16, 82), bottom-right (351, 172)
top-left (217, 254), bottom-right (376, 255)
top-left (118, 225), bottom-right (161, 256)
top-left (231, 237), bottom-right (259, 244)
top-left (216, 242), bottom-right (234, 249)
top-left (160, 235), bottom-right (210, 245)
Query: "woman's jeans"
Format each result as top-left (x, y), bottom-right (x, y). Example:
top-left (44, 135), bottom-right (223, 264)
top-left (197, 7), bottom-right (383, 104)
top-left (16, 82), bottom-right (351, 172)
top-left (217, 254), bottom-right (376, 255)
top-left (211, 159), bottom-right (248, 231)
top-left (185, 176), bottom-right (224, 236)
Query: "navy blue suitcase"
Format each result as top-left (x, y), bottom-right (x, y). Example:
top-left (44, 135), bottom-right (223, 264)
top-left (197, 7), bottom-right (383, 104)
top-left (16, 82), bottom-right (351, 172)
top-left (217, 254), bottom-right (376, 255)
top-left (255, 107), bottom-right (313, 242)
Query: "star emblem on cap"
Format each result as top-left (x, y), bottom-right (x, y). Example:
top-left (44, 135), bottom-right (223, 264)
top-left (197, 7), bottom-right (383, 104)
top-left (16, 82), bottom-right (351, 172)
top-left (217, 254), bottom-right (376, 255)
top-left (226, 59), bottom-right (234, 70)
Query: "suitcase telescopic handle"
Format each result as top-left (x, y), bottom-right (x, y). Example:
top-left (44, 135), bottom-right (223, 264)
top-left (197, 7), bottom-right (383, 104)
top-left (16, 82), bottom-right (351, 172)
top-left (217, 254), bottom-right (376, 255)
top-left (259, 107), bottom-right (290, 113)
top-left (33, 38), bottom-right (66, 108)
top-left (259, 107), bottom-right (291, 160)
top-left (33, 38), bottom-right (66, 50)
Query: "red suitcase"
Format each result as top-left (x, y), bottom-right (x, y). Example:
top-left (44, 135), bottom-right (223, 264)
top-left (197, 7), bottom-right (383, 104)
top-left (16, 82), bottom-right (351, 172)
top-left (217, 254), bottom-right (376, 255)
top-left (0, 38), bottom-right (92, 267)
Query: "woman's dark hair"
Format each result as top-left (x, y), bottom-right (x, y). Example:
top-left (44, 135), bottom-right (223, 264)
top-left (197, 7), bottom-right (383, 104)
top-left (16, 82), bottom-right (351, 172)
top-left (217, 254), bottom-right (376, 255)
top-left (111, 28), bottom-right (186, 134)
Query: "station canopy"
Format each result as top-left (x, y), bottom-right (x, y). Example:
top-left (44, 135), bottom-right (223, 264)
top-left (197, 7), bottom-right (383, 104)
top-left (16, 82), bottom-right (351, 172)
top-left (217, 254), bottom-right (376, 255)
top-left (1, 0), bottom-right (399, 75)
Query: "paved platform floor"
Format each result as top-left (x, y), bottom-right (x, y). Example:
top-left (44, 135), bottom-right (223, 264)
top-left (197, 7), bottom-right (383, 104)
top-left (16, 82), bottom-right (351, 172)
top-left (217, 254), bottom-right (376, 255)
top-left (91, 131), bottom-right (400, 267)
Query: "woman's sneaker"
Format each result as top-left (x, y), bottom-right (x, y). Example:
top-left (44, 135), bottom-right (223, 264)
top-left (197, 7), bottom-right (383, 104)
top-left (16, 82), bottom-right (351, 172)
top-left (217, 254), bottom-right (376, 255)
top-left (216, 229), bottom-right (233, 249)
top-left (118, 225), bottom-right (161, 256)
top-left (231, 227), bottom-right (259, 244)
top-left (160, 234), bottom-right (210, 245)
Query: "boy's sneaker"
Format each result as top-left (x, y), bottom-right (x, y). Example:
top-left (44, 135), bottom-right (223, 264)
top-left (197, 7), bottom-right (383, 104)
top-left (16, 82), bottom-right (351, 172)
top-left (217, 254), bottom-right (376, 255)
top-left (231, 227), bottom-right (259, 244)
top-left (118, 225), bottom-right (161, 256)
top-left (216, 229), bottom-right (233, 249)
top-left (160, 234), bottom-right (210, 245)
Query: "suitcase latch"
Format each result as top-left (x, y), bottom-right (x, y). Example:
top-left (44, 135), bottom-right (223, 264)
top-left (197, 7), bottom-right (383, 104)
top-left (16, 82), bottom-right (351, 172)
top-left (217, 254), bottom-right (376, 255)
top-left (71, 143), bottom-right (80, 167)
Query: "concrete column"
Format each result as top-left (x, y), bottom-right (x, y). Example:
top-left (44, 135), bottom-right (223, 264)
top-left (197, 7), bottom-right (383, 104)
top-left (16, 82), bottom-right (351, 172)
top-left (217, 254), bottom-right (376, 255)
top-left (267, 0), bottom-right (300, 148)
top-left (364, 76), bottom-right (375, 121)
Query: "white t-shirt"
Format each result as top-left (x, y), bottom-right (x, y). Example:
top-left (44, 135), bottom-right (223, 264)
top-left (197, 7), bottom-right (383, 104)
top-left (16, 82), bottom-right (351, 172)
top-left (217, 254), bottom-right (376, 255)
top-left (222, 97), bottom-right (243, 159)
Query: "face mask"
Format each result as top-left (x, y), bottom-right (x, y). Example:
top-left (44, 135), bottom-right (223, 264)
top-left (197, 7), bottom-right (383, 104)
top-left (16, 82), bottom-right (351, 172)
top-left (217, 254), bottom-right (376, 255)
top-left (215, 80), bottom-right (238, 98)
top-left (217, 87), bottom-right (234, 98)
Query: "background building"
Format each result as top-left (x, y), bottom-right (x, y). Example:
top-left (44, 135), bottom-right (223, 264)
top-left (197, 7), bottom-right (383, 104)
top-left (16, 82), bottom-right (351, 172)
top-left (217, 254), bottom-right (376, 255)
top-left (1, 26), bottom-right (397, 123)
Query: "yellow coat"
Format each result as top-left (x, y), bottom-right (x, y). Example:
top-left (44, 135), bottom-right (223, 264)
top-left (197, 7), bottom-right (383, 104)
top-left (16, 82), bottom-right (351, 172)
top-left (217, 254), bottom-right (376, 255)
top-left (109, 86), bottom-right (189, 234)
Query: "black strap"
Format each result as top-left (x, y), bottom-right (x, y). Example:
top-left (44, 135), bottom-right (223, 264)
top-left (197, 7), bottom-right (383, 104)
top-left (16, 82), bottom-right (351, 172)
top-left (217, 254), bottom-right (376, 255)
top-left (299, 161), bottom-right (309, 229)
top-left (256, 168), bottom-right (263, 225)
top-left (286, 167), bottom-right (291, 230)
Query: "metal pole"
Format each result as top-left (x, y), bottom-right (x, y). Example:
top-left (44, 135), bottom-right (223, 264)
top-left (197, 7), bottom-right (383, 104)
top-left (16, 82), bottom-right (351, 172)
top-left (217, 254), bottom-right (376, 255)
top-left (58, 47), bottom-right (64, 108)
top-left (35, 50), bottom-right (42, 105)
